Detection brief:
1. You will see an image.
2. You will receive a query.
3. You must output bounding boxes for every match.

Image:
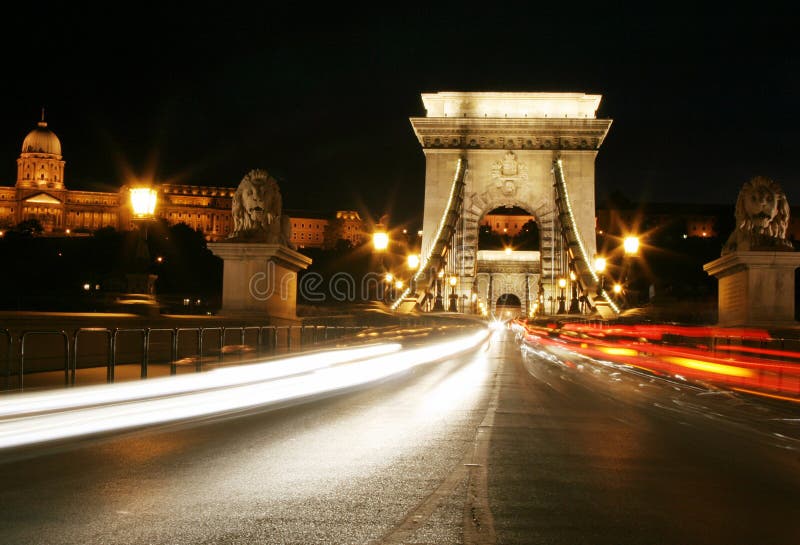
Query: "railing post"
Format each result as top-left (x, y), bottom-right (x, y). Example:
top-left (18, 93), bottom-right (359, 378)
top-left (195, 328), bottom-right (203, 372)
top-left (142, 328), bottom-right (150, 379)
top-left (1, 329), bottom-right (11, 391)
top-left (108, 329), bottom-right (116, 383)
top-left (170, 329), bottom-right (179, 375)
top-left (73, 328), bottom-right (114, 384)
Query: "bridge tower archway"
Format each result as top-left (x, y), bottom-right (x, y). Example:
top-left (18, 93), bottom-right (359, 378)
top-left (410, 91), bottom-right (612, 315)
top-left (495, 293), bottom-right (522, 320)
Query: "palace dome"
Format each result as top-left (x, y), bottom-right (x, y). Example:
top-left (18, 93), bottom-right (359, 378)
top-left (21, 121), bottom-right (62, 156)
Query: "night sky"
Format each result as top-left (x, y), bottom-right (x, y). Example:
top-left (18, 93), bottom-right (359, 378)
top-left (1, 4), bottom-right (797, 228)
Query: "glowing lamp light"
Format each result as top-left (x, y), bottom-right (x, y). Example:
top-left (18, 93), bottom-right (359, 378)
top-left (449, 276), bottom-right (458, 287)
top-left (623, 236), bottom-right (640, 256)
top-left (613, 283), bottom-right (623, 294)
top-left (504, 247), bottom-right (512, 255)
top-left (384, 273), bottom-right (393, 283)
top-left (471, 293), bottom-right (478, 302)
top-left (394, 280), bottom-right (404, 290)
top-left (372, 230), bottom-right (389, 251)
top-left (407, 254), bottom-right (420, 270)
top-left (594, 257), bottom-right (607, 273)
top-left (569, 271), bottom-right (576, 281)
top-left (129, 187), bottom-right (158, 218)
top-left (82, 283), bottom-right (91, 291)
top-left (438, 270), bottom-right (445, 278)
top-left (558, 278), bottom-right (567, 289)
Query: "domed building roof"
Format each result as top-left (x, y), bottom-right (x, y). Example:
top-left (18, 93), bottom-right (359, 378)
top-left (21, 120), bottom-right (61, 156)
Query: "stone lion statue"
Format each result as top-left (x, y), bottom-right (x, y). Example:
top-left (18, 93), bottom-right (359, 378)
top-left (722, 175), bottom-right (794, 254)
top-left (229, 169), bottom-right (294, 248)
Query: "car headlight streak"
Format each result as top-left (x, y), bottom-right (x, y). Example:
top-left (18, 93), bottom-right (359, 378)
top-left (0, 331), bottom-right (490, 449)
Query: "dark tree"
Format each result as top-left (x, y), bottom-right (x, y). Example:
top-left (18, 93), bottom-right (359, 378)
top-left (13, 219), bottom-right (44, 236)
top-left (512, 220), bottom-right (540, 250)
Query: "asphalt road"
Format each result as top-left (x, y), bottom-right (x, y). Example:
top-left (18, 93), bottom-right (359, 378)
top-left (0, 329), bottom-right (799, 544)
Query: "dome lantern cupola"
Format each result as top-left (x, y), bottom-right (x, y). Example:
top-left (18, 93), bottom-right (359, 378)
top-left (21, 112), bottom-right (62, 156)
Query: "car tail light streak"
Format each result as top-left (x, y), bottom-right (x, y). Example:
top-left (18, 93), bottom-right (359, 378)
top-left (518, 320), bottom-right (800, 401)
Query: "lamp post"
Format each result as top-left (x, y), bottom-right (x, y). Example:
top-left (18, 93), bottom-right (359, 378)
top-left (373, 226), bottom-right (389, 300)
top-left (622, 235), bottom-right (640, 306)
top-left (557, 277), bottom-right (567, 314)
top-left (594, 256), bottom-right (607, 296)
top-left (407, 253), bottom-right (419, 296)
top-left (448, 275), bottom-right (458, 312)
top-left (568, 270), bottom-right (580, 313)
top-left (433, 269), bottom-right (445, 311)
top-left (127, 186), bottom-right (158, 297)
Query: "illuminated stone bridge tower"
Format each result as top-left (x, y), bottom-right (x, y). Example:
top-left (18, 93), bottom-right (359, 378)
top-left (410, 92), bottom-right (612, 315)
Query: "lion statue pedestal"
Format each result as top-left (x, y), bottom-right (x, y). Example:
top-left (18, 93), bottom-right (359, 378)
top-left (704, 176), bottom-right (799, 327)
top-left (206, 243), bottom-right (311, 321)
top-left (208, 169), bottom-right (311, 321)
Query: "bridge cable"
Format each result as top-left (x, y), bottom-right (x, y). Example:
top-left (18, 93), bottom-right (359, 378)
top-left (391, 158), bottom-right (468, 311)
top-left (551, 158), bottom-right (620, 315)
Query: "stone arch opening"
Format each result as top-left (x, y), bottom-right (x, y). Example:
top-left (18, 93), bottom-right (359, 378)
top-left (478, 205), bottom-right (539, 251)
top-left (496, 293), bottom-right (522, 319)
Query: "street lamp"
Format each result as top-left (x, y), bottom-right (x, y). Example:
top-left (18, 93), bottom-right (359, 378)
top-left (433, 269), bottom-right (445, 311)
top-left (127, 185), bottom-right (158, 297)
top-left (406, 253), bottom-right (420, 297)
top-left (568, 270), bottom-right (580, 313)
top-left (130, 187), bottom-right (158, 220)
top-left (612, 282), bottom-right (624, 305)
top-left (623, 236), bottom-right (640, 256)
top-left (448, 275), bottom-right (458, 312)
top-left (372, 229), bottom-right (389, 252)
top-left (557, 277), bottom-right (567, 314)
top-left (622, 235), bottom-right (640, 306)
top-left (383, 272), bottom-right (393, 301)
top-left (594, 256), bottom-right (607, 295)
top-left (373, 226), bottom-right (390, 300)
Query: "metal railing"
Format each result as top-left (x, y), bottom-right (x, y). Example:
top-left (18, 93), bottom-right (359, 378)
top-left (1, 323), bottom-right (373, 392)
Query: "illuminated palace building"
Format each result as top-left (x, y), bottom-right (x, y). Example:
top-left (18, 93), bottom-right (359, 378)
top-left (0, 118), bottom-right (365, 248)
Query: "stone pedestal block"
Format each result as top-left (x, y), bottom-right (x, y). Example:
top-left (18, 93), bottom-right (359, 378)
top-left (704, 252), bottom-right (800, 327)
top-left (207, 243), bottom-right (312, 320)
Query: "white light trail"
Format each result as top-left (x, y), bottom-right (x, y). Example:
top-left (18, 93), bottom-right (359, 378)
top-left (0, 330), bottom-right (490, 450)
top-left (0, 344), bottom-right (400, 418)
